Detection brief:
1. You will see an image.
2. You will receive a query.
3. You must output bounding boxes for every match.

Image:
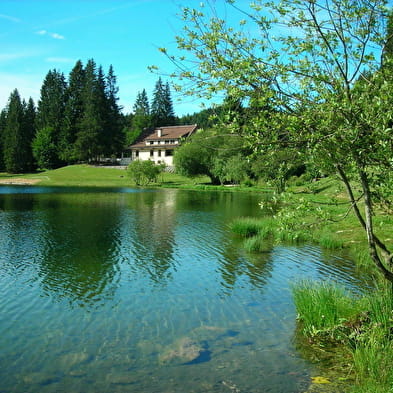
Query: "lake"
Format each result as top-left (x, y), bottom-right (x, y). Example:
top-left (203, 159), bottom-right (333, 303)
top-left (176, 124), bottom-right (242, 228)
top-left (0, 187), bottom-right (368, 393)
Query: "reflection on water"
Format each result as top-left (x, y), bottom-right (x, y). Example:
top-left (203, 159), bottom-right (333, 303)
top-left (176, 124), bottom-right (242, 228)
top-left (0, 187), bottom-right (368, 393)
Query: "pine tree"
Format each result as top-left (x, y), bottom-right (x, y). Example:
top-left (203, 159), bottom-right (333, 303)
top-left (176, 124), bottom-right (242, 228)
top-left (151, 78), bottom-right (176, 127)
top-left (75, 59), bottom-right (104, 161)
top-left (35, 69), bottom-right (67, 168)
top-left (3, 89), bottom-right (31, 173)
top-left (164, 82), bottom-right (175, 125)
top-left (105, 64), bottom-right (124, 155)
top-left (0, 108), bottom-right (7, 170)
top-left (22, 97), bottom-right (37, 171)
top-left (126, 89), bottom-right (151, 145)
top-left (61, 60), bottom-right (86, 163)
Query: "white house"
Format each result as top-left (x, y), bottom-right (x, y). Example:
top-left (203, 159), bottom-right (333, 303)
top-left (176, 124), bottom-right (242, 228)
top-left (129, 124), bottom-right (198, 167)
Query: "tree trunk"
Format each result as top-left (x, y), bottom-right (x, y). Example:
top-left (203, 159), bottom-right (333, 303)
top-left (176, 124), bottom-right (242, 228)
top-left (357, 167), bottom-right (393, 282)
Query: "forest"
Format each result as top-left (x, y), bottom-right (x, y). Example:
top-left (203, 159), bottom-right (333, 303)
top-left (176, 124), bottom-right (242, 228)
top-left (0, 58), bottom-right (209, 173)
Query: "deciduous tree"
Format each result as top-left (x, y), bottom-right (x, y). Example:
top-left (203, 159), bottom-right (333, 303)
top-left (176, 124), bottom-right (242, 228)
top-left (162, 0), bottom-right (393, 281)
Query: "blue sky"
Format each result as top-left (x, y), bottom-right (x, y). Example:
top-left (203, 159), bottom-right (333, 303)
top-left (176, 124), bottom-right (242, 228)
top-left (0, 0), bottom-right (237, 116)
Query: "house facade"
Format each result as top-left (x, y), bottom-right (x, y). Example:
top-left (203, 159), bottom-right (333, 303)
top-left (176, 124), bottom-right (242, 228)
top-left (128, 124), bottom-right (197, 167)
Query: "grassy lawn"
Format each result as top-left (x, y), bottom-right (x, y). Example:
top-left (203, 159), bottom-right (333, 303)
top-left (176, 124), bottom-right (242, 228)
top-left (0, 165), bottom-right (210, 188)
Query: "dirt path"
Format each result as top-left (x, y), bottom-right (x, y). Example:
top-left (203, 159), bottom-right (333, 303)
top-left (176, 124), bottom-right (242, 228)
top-left (0, 178), bottom-right (41, 185)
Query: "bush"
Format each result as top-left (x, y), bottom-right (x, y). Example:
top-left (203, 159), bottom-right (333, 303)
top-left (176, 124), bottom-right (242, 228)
top-left (127, 159), bottom-right (164, 186)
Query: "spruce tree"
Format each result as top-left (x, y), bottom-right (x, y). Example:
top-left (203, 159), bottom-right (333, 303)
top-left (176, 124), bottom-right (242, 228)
top-left (0, 108), bottom-right (7, 170)
top-left (105, 64), bottom-right (124, 155)
top-left (126, 89), bottom-right (151, 144)
top-left (75, 59), bottom-right (104, 161)
top-left (164, 82), bottom-right (176, 125)
top-left (61, 60), bottom-right (86, 163)
top-left (3, 89), bottom-right (29, 173)
top-left (151, 77), bottom-right (176, 127)
top-left (22, 97), bottom-right (37, 171)
top-left (35, 69), bottom-right (67, 168)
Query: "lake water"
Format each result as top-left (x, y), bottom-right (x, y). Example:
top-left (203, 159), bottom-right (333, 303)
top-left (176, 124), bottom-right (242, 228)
top-left (0, 187), bottom-right (368, 393)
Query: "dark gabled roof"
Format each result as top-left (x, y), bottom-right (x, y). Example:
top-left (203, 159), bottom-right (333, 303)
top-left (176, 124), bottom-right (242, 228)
top-left (129, 124), bottom-right (197, 149)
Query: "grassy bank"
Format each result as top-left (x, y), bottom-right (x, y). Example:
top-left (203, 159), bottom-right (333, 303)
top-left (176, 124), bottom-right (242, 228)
top-left (229, 177), bottom-right (393, 393)
top-left (231, 176), bottom-right (393, 268)
top-left (0, 164), bottom-right (270, 191)
top-left (292, 281), bottom-right (393, 393)
top-left (0, 165), bottom-right (209, 188)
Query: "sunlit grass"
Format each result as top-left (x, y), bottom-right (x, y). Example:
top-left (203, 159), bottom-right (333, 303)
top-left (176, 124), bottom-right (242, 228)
top-left (292, 281), bottom-right (361, 337)
top-left (292, 280), bottom-right (393, 393)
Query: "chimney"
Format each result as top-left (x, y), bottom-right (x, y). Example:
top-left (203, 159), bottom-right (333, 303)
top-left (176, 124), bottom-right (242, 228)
top-left (157, 129), bottom-right (162, 137)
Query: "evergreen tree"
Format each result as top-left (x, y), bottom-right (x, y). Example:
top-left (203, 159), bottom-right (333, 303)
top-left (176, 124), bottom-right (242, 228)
top-left (35, 69), bottom-right (67, 168)
top-left (3, 89), bottom-right (31, 173)
top-left (164, 81), bottom-right (175, 125)
top-left (126, 89), bottom-right (151, 145)
top-left (75, 59), bottom-right (104, 161)
top-left (61, 60), bottom-right (86, 163)
top-left (22, 97), bottom-right (37, 171)
top-left (104, 64), bottom-right (124, 155)
top-left (151, 77), bottom-right (176, 126)
top-left (0, 108), bottom-right (7, 170)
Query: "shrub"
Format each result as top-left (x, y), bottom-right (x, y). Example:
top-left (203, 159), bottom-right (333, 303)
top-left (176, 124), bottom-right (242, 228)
top-left (127, 159), bottom-right (164, 186)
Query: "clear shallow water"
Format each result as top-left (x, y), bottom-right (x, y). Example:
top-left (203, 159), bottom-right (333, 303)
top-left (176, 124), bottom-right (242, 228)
top-left (0, 187), bottom-right (368, 393)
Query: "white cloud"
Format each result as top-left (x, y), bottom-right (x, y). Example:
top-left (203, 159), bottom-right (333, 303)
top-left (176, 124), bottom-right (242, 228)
top-left (50, 32), bottom-right (65, 40)
top-left (36, 30), bottom-right (65, 40)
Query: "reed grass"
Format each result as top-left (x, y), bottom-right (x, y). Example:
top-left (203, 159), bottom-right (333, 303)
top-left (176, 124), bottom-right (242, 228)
top-left (230, 217), bottom-right (269, 238)
top-left (293, 280), bottom-right (393, 393)
top-left (292, 281), bottom-right (361, 337)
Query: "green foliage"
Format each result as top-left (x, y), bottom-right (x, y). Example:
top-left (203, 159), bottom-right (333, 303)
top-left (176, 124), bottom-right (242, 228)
top-left (293, 280), bottom-right (393, 392)
top-left (252, 149), bottom-right (305, 193)
top-left (173, 129), bottom-right (216, 181)
top-left (60, 60), bottom-right (85, 163)
top-left (151, 77), bottom-right (175, 127)
top-left (292, 281), bottom-right (361, 337)
top-left (124, 89), bottom-right (151, 146)
top-left (3, 89), bottom-right (35, 173)
top-left (174, 128), bottom-right (250, 184)
top-left (36, 69), bottom-right (67, 135)
top-left (164, 0), bottom-right (393, 281)
top-left (127, 159), bottom-right (164, 186)
top-left (230, 217), bottom-right (267, 237)
top-left (33, 127), bottom-right (60, 169)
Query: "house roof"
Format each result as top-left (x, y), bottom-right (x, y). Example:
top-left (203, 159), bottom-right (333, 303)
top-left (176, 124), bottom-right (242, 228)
top-left (129, 124), bottom-right (197, 149)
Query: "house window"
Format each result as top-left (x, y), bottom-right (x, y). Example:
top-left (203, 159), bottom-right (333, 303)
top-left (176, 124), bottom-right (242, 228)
top-left (135, 150), bottom-right (139, 157)
top-left (165, 150), bottom-right (173, 157)
top-left (158, 150), bottom-right (161, 157)
top-left (149, 141), bottom-right (154, 145)
top-left (150, 150), bottom-right (154, 157)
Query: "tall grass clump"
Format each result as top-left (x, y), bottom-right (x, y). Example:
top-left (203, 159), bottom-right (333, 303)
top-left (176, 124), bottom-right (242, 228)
top-left (351, 326), bottom-right (393, 392)
top-left (243, 234), bottom-right (271, 252)
top-left (292, 281), bottom-right (361, 337)
top-left (275, 228), bottom-right (312, 244)
top-left (317, 232), bottom-right (345, 249)
top-left (348, 284), bottom-right (393, 391)
top-left (230, 217), bottom-right (268, 238)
